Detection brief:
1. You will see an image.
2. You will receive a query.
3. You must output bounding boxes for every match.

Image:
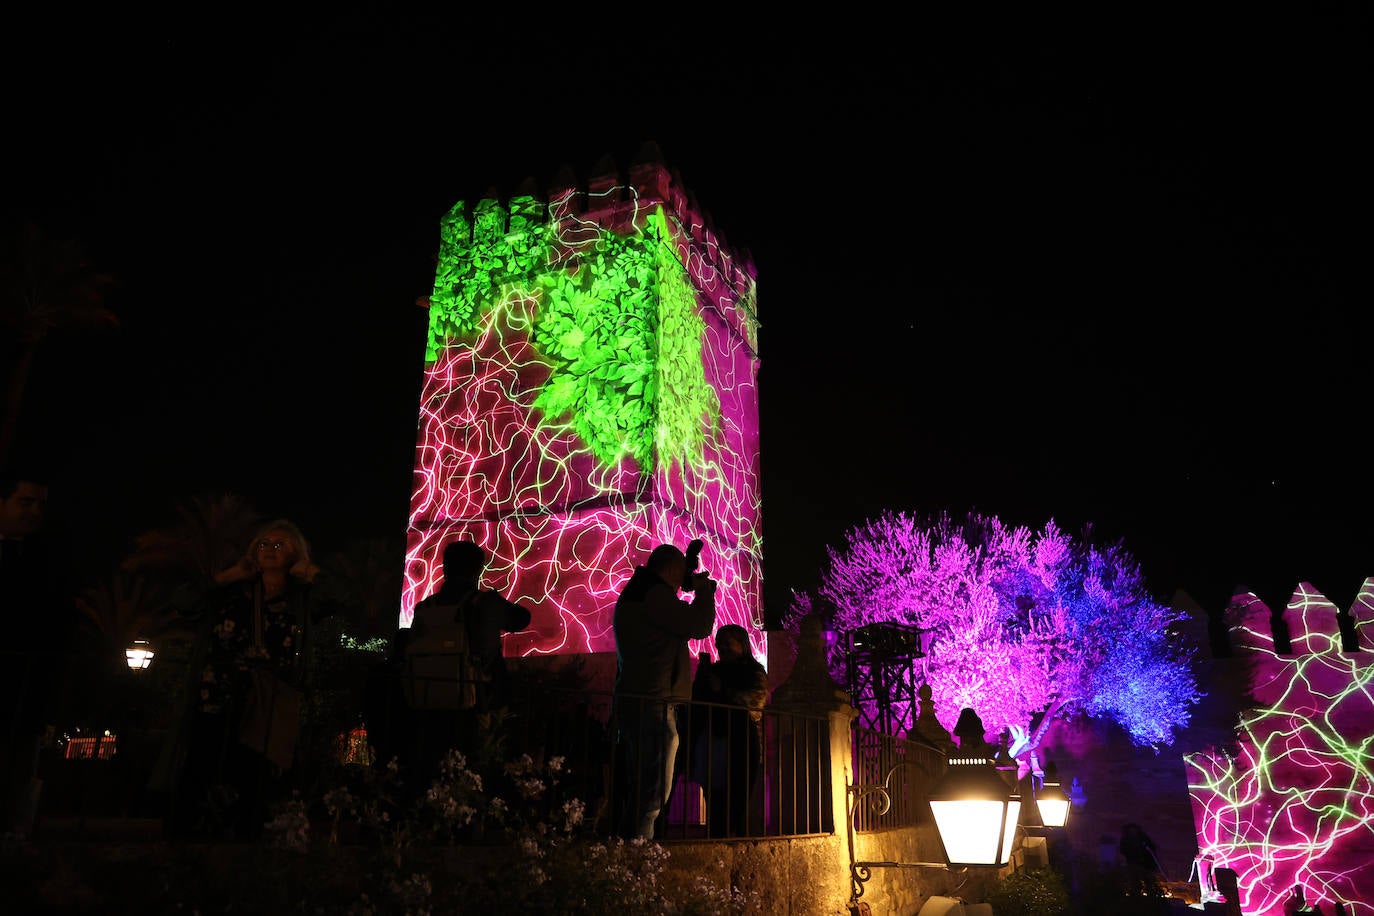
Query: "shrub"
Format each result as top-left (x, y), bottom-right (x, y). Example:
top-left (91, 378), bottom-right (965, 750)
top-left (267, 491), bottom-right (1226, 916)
top-left (232, 717), bottom-right (762, 914)
top-left (986, 867), bottom-right (1071, 916)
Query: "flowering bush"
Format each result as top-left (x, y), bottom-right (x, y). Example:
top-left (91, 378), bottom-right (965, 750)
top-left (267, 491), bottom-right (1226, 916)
top-left (264, 793), bottom-right (312, 853)
top-left (247, 735), bottom-right (761, 915)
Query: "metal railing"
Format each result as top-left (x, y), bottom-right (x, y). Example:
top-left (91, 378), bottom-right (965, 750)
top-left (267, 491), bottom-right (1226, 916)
top-left (5, 650), bottom-right (833, 844)
top-left (849, 727), bottom-right (944, 832)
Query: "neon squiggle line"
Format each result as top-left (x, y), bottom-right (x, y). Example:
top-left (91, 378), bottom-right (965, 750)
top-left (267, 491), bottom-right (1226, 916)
top-left (1186, 580), bottom-right (1374, 916)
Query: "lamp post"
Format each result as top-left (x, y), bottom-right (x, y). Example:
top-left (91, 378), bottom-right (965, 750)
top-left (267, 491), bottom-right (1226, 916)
top-left (125, 638), bottom-right (154, 671)
top-left (1018, 757), bottom-right (1072, 871)
top-left (927, 707), bottom-right (1021, 868)
top-left (846, 706), bottom-right (1024, 906)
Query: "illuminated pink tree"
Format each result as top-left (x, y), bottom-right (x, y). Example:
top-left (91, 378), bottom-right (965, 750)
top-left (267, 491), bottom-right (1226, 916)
top-left (803, 510), bottom-right (1201, 771)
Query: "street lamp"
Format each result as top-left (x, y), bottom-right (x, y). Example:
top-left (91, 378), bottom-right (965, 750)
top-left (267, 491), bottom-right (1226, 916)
top-left (1033, 760), bottom-right (1071, 829)
top-left (847, 705), bottom-right (1023, 906)
top-left (927, 708), bottom-right (1021, 868)
top-left (125, 638), bottom-right (154, 671)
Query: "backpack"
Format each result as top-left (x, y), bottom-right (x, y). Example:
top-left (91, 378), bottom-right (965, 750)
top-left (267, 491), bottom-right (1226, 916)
top-left (401, 589), bottom-right (491, 710)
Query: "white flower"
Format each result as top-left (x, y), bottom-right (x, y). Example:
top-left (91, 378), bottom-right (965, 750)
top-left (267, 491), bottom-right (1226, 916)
top-left (561, 798), bottom-right (586, 830)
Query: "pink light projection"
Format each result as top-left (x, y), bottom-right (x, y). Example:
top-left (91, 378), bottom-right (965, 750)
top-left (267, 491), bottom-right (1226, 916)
top-left (1186, 578), bottom-right (1374, 916)
top-left (403, 156), bottom-right (764, 666)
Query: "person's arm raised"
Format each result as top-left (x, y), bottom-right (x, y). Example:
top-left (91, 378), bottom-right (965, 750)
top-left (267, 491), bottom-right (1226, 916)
top-left (494, 592), bottom-right (532, 633)
top-left (213, 557), bottom-right (256, 586)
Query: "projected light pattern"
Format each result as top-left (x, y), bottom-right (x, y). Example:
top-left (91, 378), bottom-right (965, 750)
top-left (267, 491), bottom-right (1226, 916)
top-left (1186, 579), bottom-right (1374, 916)
top-left (404, 165), bottom-right (763, 663)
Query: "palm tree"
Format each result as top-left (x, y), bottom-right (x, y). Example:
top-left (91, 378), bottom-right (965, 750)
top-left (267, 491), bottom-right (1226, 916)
top-left (75, 570), bottom-right (179, 660)
top-left (321, 536), bottom-right (406, 638)
top-left (120, 491), bottom-right (264, 585)
top-left (105, 492), bottom-right (265, 742)
top-left (0, 221), bottom-right (119, 465)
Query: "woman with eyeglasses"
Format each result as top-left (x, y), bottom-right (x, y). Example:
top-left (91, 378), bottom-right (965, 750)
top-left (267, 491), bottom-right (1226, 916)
top-left (169, 518), bottom-right (332, 840)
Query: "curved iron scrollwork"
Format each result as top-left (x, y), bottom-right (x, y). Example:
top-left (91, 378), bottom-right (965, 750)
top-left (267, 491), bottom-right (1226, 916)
top-left (851, 862), bottom-right (875, 900)
top-left (846, 761), bottom-right (963, 902)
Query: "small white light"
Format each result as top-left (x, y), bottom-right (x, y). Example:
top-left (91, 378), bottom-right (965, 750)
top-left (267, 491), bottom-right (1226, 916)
top-left (1036, 783), bottom-right (1071, 828)
top-left (126, 638), bottom-right (154, 670)
top-left (1034, 761), bottom-right (1073, 828)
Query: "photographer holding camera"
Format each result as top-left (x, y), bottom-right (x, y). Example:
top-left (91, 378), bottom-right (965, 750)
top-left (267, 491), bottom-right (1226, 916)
top-left (611, 541), bottom-right (716, 840)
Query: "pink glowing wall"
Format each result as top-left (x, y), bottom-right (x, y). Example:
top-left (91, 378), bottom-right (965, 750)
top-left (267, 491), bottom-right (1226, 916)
top-left (402, 155), bottom-right (764, 665)
top-left (1186, 580), bottom-right (1374, 916)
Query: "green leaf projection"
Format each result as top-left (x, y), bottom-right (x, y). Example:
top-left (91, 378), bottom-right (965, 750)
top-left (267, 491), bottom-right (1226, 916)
top-left (532, 251), bottom-right (657, 468)
top-left (651, 222), bottom-right (720, 471)
top-left (429, 204), bottom-right (719, 474)
top-left (426, 196), bottom-right (549, 362)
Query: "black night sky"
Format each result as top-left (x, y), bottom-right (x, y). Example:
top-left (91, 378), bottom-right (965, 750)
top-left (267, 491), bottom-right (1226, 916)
top-left (5, 8), bottom-right (1370, 623)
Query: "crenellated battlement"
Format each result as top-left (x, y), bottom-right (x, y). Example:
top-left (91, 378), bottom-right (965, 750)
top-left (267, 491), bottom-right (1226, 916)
top-left (1217, 578), bottom-right (1373, 658)
top-left (1184, 576), bottom-right (1373, 913)
top-left (427, 141), bottom-right (758, 335)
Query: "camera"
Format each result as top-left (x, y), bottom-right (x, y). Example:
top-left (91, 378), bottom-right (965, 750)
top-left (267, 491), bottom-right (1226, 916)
top-left (681, 538), bottom-right (704, 590)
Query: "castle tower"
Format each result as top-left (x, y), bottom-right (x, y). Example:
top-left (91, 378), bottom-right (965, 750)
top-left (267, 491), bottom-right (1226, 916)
top-left (403, 143), bottom-right (764, 666)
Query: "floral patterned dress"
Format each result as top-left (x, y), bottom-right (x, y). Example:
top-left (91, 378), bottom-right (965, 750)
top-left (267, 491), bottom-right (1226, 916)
top-left (196, 579), bottom-right (310, 716)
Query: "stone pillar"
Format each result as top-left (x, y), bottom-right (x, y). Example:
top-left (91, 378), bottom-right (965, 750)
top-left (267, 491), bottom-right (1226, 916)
top-left (911, 683), bottom-right (955, 755)
top-left (769, 614), bottom-right (856, 838)
top-left (1348, 576), bottom-right (1374, 658)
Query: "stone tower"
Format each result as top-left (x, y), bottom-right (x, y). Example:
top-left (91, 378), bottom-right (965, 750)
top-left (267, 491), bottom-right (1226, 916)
top-left (403, 142), bottom-right (763, 665)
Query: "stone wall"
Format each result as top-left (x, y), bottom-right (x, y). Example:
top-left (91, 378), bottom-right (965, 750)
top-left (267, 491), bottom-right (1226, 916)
top-left (848, 824), bottom-right (1011, 916)
top-left (1049, 714), bottom-right (1198, 881)
top-left (666, 836), bottom-right (853, 916)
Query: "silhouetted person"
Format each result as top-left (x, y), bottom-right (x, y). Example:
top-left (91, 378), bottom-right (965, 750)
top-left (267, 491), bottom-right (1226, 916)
top-left (1120, 822), bottom-right (1163, 893)
top-left (408, 540), bottom-right (530, 713)
top-left (389, 539), bottom-right (530, 792)
top-left (612, 543), bottom-right (716, 840)
top-left (690, 623), bottom-right (767, 837)
top-left (0, 467), bottom-right (78, 840)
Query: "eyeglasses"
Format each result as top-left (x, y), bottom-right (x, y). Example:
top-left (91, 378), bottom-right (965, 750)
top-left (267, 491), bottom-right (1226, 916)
top-left (255, 539), bottom-right (290, 552)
